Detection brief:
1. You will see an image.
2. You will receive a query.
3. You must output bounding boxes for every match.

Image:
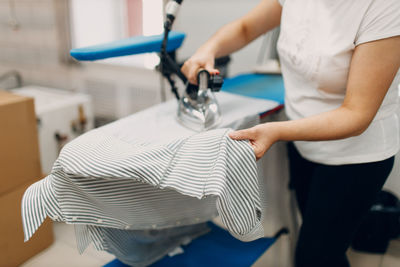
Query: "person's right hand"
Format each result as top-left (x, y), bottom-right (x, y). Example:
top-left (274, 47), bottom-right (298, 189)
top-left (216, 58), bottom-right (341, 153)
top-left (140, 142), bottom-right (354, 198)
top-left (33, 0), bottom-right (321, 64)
top-left (181, 49), bottom-right (220, 85)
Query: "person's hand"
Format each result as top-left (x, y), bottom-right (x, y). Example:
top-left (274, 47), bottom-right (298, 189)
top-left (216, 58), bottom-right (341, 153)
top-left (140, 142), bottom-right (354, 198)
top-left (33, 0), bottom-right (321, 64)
top-left (181, 48), bottom-right (220, 85)
top-left (229, 123), bottom-right (279, 160)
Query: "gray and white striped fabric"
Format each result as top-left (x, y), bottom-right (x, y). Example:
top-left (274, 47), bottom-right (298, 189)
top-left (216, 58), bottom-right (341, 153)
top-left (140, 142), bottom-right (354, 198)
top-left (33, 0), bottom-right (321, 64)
top-left (73, 222), bottom-right (212, 266)
top-left (22, 127), bottom-right (264, 252)
top-left (74, 223), bottom-right (211, 266)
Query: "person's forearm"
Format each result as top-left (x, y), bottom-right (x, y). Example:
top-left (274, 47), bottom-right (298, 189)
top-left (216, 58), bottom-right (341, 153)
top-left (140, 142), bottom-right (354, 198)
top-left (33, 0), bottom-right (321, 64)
top-left (196, 21), bottom-right (250, 58)
top-left (181, 0), bottom-right (282, 84)
top-left (229, 34), bottom-right (400, 160)
top-left (269, 106), bottom-right (372, 143)
top-left (196, 0), bottom-right (282, 58)
top-left (230, 106), bottom-right (377, 160)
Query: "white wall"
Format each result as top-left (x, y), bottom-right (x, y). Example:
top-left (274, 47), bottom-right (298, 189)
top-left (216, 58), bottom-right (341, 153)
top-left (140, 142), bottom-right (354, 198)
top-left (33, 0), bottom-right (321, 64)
top-left (0, 0), bottom-right (268, 119)
top-left (70, 0), bottom-right (126, 48)
top-left (0, 0), bottom-right (60, 77)
top-left (174, 0), bottom-right (266, 76)
top-left (0, 0), bottom-right (166, 119)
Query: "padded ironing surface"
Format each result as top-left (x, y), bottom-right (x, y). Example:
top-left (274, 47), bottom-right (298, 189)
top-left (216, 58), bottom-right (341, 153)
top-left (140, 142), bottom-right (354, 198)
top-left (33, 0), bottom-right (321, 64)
top-left (70, 31), bottom-right (186, 61)
top-left (222, 73), bottom-right (285, 105)
top-left (103, 223), bottom-right (276, 267)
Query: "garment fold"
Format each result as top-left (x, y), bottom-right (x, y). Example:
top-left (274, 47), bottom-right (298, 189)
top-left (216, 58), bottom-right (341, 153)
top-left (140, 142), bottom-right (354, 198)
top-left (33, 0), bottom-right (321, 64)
top-left (22, 127), bottom-right (264, 256)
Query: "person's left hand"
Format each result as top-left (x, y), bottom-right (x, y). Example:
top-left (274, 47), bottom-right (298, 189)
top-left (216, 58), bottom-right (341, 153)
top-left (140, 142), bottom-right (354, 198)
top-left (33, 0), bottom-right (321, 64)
top-left (229, 123), bottom-right (278, 160)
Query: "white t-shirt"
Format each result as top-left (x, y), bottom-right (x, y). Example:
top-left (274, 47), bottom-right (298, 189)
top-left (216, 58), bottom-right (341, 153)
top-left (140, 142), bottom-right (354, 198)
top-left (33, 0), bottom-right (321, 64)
top-left (277, 0), bottom-right (400, 165)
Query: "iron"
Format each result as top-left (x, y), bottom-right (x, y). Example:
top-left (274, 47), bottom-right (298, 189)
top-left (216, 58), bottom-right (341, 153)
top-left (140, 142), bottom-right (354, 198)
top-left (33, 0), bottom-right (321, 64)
top-left (177, 70), bottom-right (223, 131)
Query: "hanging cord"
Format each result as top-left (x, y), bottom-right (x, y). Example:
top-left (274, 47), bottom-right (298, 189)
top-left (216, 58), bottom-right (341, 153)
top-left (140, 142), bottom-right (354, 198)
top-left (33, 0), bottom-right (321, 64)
top-left (159, 21), bottom-right (189, 101)
top-left (8, 0), bottom-right (20, 31)
top-left (159, 29), bottom-right (180, 100)
top-left (0, 70), bottom-right (23, 89)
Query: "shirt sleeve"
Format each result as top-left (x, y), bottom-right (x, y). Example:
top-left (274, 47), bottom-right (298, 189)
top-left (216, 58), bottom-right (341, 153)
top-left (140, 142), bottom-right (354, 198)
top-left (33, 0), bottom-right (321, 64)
top-left (278, 0), bottom-right (285, 6)
top-left (355, 0), bottom-right (400, 46)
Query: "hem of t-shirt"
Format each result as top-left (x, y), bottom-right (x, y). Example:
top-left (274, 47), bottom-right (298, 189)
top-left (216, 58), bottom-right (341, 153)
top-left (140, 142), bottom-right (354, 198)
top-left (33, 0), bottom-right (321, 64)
top-left (230, 220), bottom-right (264, 242)
top-left (355, 31), bottom-right (400, 46)
top-left (296, 146), bottom-right (399, 166)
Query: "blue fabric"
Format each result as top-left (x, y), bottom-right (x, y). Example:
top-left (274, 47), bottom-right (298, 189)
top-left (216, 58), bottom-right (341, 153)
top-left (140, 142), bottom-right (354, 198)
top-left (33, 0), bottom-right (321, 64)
top-left (100, 223), bottom-right (211, 267)
top-left (70, 31), bottom-right (186, 61)
top-left (222, 73), bottom-right (285, 105)
top-left (104, 223), bottom-right (276, 267)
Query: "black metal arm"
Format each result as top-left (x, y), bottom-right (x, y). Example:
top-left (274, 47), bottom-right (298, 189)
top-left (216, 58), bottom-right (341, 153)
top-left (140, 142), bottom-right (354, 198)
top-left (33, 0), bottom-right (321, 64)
top-left (158, 23), bottom-right (188, 100)
top-left (158, 9), bottom-right (226, 101)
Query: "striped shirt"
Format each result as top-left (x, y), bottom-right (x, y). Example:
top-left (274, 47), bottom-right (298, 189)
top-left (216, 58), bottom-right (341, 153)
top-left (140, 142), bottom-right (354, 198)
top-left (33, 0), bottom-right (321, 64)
top-left (21, 92), bottom-right (277, 258)
top-left (22, 128), bottom-right (264, 250)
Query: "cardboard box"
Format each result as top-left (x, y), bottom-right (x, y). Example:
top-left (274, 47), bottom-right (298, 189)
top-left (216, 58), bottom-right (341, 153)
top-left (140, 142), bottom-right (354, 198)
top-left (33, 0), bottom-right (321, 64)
top-left (0, 180), bottom-right (54, 267)
top-left (0, 91), bottom-right (52, 266)
top-left (0, 91), bottom-right (42, 195)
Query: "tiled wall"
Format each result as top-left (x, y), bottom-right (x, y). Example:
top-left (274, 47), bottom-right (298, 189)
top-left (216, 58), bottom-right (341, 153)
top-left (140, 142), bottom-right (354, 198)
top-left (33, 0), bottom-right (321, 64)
top-left (0, 0), bottom-right (163, 119)
top-left (0, 0), bottom-right (59, 65)
top-left (0, 0), bottom-right (65, 87)
top-left (0, 0), bottom-right (272, 118)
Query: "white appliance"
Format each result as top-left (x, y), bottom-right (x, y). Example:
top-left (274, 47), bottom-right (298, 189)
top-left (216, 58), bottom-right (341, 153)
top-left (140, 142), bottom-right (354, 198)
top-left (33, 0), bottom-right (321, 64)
top-left (11, 86), bottom-right (94, 174)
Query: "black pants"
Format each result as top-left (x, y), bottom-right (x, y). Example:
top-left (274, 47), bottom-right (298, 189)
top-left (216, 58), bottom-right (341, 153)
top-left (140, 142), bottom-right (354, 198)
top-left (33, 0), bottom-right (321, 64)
top-left (287, 142), bottom-right (394, 267)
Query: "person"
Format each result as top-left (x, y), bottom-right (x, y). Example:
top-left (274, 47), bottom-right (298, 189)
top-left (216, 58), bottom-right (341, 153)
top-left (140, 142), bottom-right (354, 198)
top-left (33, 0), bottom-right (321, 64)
top-left (181, 0), bottom-right (400, 266)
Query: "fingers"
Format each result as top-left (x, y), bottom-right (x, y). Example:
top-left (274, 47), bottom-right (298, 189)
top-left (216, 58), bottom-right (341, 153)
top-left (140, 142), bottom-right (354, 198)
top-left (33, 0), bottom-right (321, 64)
top-left (181, 61), bottom-right (202, 85)
top-left (230, 124), bottom-right (276, 161)
top-left (184, 64), bottom-right (220, 85)
top-left (188, 64), bottom-right (200, 85)
top-left (181, 54), bottom-right (217, 85)
top-left (252, 142), bottom-right (265, 161)
top-left (181, 61), bottom-right (197, 84)
top-left (229, 128), bottom-right (256, 141)
top-left (204, 62), bottom-right (220, 76)
top-left (230, 130), bottom-right (264, 160)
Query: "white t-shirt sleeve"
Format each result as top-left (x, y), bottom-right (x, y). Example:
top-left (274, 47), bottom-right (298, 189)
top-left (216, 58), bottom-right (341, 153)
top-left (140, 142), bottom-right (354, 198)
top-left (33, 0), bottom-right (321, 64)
top-left (278, 0), bottom-right (285, 6)
top-left (355, 0), bottom-right (400, 46)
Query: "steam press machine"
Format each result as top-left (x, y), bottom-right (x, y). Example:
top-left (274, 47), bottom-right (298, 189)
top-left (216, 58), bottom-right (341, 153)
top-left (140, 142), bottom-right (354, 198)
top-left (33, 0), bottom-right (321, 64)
top-left (70, 0), bottom-right (223, 131)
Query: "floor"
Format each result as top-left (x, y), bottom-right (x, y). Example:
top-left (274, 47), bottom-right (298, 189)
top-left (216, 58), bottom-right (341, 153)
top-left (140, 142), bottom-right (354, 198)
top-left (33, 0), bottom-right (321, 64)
top-left (21, 223), bottom-right (114, 267)
top-left (252, 234), bottom-right (400, 267)
top-left (21, 222), bottom-right (400, 267)
top-left (347, 242), bottom-right (400, 267)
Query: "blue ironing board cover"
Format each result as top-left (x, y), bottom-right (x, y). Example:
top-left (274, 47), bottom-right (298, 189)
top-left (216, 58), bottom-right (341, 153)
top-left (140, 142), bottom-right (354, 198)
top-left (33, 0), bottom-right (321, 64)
top-left (222, 73), bottom-right (285, 105)
top-left (70, 31), bottom-right (186, 61)
top-left (103, 222), bottom-right (276, 267)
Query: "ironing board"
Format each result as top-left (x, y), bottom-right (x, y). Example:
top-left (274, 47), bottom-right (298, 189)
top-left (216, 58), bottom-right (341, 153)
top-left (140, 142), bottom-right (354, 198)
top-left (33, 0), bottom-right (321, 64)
top-left (222, 73), bottom-right (284, 105)
top-left (222, 73), bottom-right (285, 118)
top-left (70, 33), bottom-right (289, 267)
top-left (70, 31), bottom-right (186, 61)
top-left (95, 91), bottom-right (281, 267)
top-left (69, 31), bottom-right (285, 113)
top-left (104, 223), bottom-right (282, 267)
